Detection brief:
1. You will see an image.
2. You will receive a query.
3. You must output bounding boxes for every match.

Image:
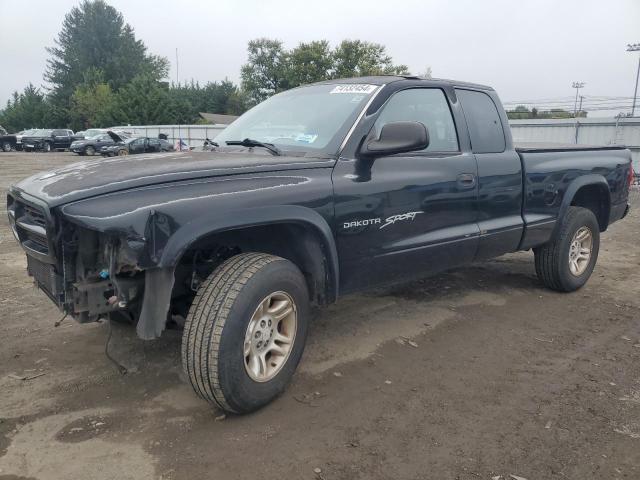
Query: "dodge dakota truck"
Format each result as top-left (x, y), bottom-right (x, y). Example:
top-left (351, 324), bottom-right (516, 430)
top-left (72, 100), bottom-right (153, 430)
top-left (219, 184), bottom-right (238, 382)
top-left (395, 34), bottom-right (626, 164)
top-left (7, 76), bottom-right (633, 414)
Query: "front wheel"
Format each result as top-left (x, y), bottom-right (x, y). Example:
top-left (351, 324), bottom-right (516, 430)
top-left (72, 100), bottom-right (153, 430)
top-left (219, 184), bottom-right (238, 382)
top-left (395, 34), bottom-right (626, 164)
top-left (1, 141), bottom-right (11, 152)
top-left (43, 142), bottom-right (52, 152)
top-left (182, 253), bottom-right (310, 414)
top-left (85, 145), bottom-right (96, 156)
top-left (534, 206), bottom-right (600, 292)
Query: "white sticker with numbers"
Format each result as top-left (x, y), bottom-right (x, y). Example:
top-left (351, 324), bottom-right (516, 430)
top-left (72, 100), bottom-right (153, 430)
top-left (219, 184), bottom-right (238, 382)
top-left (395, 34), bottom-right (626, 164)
top-left (330, 84), bottom-right (377, 94)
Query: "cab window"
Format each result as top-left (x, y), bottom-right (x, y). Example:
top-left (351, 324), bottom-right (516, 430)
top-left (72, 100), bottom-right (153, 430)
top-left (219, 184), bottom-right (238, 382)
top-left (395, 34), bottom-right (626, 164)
top-left (456, 89), bottom-right (506, 154)
top-left (373, 88), bottom-right (458, 152)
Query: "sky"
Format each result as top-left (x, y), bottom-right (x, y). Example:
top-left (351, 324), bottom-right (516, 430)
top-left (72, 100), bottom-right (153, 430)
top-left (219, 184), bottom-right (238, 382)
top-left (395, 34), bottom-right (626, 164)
top-left (0, 0), bottom-right (639, 117)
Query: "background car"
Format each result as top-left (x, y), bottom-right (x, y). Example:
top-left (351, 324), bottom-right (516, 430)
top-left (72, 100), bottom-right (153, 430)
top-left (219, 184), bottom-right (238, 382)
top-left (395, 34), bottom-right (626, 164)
top-left (22, 129), bottom-right (75, 152)
top-left (15, 129), bottom-right (37, 151)
top-left (0, 125), bottom-right (18, 152)
top-left (70, 133), bottom-right (115, 155)
top-left (158, 138), bottom-right (175, 152)
top-left (100, 132), bottom-right (163, 156)
top-left (73, 128), bottom-right (108, 140)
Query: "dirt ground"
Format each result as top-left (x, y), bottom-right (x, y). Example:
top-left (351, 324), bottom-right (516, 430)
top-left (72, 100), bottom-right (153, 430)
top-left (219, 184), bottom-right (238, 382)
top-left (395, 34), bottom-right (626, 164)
top-left (0, 151), bottom-right (639, 480)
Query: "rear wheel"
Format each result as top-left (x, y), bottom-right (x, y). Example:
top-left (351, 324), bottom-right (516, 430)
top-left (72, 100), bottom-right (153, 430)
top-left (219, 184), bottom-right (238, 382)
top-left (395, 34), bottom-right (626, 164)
top-left (182, 253), bottom-right (309, 414)
top-left (534, 206), bottom-right (600, 292)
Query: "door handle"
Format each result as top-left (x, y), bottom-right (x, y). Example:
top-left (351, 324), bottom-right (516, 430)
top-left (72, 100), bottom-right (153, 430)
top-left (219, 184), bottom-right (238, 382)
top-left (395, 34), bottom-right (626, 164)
top-left (457, 173), bottom-right (476, 188)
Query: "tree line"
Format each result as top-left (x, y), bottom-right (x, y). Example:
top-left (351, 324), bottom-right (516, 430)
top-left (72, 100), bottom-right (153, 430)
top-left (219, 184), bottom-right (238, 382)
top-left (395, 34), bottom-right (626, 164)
top-left (506, 105), bottom-right (586, 119)
top-left (0, 0), bottom-right (408, 132)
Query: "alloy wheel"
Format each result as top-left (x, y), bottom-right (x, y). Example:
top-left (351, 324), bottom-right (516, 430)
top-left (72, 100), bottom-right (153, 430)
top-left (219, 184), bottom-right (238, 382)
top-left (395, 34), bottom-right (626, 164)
top-left (568, 226), bottom-right (592, 276)
top-left (243, 291), bottom-right (297, 382)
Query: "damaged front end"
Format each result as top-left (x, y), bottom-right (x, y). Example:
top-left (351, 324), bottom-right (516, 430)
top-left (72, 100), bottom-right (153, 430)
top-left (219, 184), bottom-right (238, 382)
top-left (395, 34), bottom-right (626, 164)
top-left (7, 191), bottom-right (174, 340)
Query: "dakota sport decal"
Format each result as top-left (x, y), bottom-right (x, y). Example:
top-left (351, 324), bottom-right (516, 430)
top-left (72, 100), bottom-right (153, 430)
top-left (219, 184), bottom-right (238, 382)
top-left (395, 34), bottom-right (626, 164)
top-left (342, 211), bottom-right (423, 230)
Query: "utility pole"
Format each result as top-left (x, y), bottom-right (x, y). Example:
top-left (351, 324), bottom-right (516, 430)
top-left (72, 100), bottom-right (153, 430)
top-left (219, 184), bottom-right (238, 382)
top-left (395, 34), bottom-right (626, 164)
top-left (627, 43), bottom-right (640, 116)
top-left (578, 95), bottom-right (584, 117)
top-left (572, 81), bottom-right (585, 117)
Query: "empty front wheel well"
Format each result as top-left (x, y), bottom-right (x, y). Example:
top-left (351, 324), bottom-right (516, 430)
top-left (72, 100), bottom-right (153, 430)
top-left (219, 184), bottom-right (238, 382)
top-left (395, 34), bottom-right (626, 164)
top-left (172, 223), bottom-right (334, 313)
top-left (570, 184), bottom-right (610, 231)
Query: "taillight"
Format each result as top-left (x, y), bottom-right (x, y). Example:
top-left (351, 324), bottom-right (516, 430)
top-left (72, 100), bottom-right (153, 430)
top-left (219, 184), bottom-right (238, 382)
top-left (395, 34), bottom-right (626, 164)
top-left (629, 164), bottom-right (635, 188)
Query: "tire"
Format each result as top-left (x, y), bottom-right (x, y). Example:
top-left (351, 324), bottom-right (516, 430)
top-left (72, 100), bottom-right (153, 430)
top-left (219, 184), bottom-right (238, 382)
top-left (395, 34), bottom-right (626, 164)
top-left (118, 149), bottom-right (128, 156)
top-left (534, 206), bottom-right (600, 292)
top-left (182, 252), bottom-right (310, 414)
top-left (2, 141), bottom-right (11, 152)
top-left (85, 145), bottom-right (95, 156)
top-left (43, 142), bottom-right (51, 153)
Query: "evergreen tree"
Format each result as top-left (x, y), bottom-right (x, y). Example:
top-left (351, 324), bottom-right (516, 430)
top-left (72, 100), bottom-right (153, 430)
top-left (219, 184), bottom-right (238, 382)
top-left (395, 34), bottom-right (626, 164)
top-left (45, 0), bottom-right (168, 122)
top-left (111, 74), bottom-right (173, 125)
top-left (0, 84), bottom-right (52, 132)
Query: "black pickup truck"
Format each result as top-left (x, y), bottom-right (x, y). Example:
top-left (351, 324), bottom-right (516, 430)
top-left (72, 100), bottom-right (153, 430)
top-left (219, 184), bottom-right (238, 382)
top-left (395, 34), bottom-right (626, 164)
top-left (0, 125), bottom-right (17, 152)
top-left (7, 76), bottom-right (633, 414)
top-left (21, 128), bottom-right (76, 152)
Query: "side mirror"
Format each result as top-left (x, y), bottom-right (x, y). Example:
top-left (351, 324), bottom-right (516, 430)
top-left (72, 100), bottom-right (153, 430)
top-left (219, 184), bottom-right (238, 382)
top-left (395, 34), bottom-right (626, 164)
top-left (361, 121), bottom-right (429, 158)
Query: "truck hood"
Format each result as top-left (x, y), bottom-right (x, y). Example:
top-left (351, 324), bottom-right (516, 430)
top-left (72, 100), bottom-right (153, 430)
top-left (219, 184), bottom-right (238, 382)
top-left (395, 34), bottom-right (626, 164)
top-left (107, 130), bottom-right (125, 142)
top-left (12, 151), bottom-right (336, 208)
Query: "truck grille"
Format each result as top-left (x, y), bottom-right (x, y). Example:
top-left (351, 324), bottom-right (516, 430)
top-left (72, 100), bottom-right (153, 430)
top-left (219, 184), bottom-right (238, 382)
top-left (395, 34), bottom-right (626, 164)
top-left (8, 194), bottom-right (65, 306)
top-left (12, 199), bottom-right (50, 255)
top-left (23, 204), bottom-right (47, 227)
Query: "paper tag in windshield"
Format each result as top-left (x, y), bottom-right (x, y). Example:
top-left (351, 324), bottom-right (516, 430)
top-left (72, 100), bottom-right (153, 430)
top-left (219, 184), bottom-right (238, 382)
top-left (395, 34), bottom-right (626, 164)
top-left (330, 84), bottom-right (377, 94)
top-left (295, 133), bottom-right (318, 144)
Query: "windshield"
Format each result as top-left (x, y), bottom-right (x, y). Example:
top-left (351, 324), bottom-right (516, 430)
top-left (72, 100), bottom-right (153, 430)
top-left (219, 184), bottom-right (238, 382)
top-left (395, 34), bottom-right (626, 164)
top-left (214, 83), bottom-right (379, 156)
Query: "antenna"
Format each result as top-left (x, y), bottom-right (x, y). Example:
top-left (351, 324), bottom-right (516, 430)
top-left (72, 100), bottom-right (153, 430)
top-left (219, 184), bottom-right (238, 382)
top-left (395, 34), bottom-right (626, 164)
top-left (175, 48), bottom-right (179, 86)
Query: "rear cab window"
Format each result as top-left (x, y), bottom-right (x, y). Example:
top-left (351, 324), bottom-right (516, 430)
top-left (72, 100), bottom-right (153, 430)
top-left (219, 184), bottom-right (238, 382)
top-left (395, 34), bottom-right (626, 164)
top-left (455, 89), bottom-right (506, 153)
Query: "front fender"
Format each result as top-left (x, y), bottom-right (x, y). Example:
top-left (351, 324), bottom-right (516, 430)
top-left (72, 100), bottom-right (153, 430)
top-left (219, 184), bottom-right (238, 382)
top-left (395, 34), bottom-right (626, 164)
top-left (158, 204), bottom-right (340, 299)
top-left (58, 172), bottom-right (338, 296)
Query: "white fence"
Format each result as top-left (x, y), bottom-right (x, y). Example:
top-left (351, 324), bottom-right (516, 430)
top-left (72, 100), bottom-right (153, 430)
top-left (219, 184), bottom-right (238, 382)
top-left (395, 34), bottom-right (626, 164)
top-left (509, 117), bottom-right (640, 170)
top-left (113, 118), bottom-right (640, 170)
top-left (111, 124), bottom-right (227, 147)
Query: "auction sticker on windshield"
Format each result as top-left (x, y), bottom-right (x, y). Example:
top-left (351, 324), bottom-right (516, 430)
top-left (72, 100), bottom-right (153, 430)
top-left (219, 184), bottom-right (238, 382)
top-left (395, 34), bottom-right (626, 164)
top-left (330, 84), bottom-right (377, 94)
top-left (295, 133), bottom-right (318, 144)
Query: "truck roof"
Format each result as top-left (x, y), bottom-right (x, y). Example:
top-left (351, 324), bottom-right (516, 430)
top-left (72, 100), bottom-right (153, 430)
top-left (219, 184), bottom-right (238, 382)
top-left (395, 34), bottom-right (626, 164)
top-left (312, 75), bottom-right (494, 91)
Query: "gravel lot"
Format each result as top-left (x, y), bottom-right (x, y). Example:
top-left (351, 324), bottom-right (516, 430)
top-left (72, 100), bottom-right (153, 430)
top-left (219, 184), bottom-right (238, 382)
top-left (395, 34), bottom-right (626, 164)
top-left (1, 151), bottom-right (639, 480)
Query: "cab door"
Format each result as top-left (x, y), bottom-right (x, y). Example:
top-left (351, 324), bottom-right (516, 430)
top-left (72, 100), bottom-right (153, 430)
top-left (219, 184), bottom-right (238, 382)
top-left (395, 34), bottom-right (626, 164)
top-left (332, 86), bottom-right (479, 293)
top-left (129, 138), bottom-right (145, 153)
top-left (455, 89), bottom-right (524, 259)
top-left (52, 129), bottom-right (70, 149)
